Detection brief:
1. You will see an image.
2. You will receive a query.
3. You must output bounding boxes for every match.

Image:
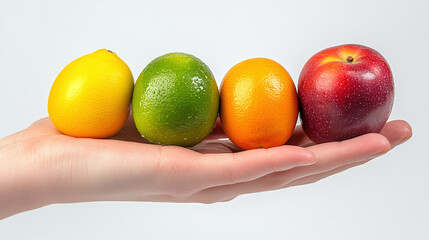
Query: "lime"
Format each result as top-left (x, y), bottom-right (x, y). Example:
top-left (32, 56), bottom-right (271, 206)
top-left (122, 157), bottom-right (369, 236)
top-left (132, 52), bottom-right (219, 146)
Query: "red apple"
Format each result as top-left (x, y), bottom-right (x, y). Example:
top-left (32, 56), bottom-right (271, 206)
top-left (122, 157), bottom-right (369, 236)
top-left (298, 44), bottom-right (394, 143)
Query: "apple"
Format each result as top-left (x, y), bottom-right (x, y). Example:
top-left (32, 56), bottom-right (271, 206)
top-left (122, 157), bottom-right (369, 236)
top-left (298, 44), bottom-right (394, 143)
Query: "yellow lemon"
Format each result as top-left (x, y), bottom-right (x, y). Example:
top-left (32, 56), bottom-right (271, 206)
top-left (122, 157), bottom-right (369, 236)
top-left (48, 49), bottom-right (134, 138)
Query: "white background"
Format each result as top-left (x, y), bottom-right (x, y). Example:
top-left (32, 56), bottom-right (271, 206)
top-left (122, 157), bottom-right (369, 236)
top-left (1, 0), bottom-right (428, 239)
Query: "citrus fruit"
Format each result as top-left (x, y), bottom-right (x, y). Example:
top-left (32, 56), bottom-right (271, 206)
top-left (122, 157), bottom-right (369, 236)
top-left (220, 58), bottom-right (298, 150)
top-left (132, 52), bottom-right (219, 147)
top-left (48, 49), bottom-right (134, 138)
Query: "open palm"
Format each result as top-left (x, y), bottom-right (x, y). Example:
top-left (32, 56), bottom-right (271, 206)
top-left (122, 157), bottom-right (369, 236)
top-left (0, 115), bottom-right (412, 219)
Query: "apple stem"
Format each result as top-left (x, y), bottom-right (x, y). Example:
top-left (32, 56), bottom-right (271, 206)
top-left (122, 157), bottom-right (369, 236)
top-left (346, 56), bottom-right (354, 63)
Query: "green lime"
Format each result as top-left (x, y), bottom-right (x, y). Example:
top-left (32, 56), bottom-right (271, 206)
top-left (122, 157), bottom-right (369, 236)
top-left (132, 52), bottom-right (219, 146)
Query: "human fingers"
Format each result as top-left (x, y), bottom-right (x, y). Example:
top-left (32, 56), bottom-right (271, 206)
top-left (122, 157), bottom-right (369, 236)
top-left (197, 145), bottom-right (315, 187)
top-left (286, 120), bottom-right (412, 148)
top-left (285, 159), bottom-right (370, 187)
top-left (46, 140), bottom-right (314, 203)
top-left (288, 133), bottom-right (390, 180)
top-left (379, 120), bottom-right (412, 148)
top-left (190, 133), bottom-right (390, 202)
top-left (161, 145), bottom-right (315, 201)
top-left (285, 120), bottom-right (412, 188)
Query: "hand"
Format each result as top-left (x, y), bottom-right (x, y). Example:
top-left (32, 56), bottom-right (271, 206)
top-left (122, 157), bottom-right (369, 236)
top-left (0, 116), bottom-right (412, 219)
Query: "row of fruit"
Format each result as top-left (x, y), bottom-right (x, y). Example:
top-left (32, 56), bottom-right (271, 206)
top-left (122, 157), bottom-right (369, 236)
top-left (48, 44), bottom-right (394, 150)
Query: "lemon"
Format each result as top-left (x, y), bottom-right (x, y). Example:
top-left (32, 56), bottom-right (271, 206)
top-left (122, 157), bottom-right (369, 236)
top-left (48, 49), bottom-right (134, 138)
top-left (132, 52), bottom-right (219, 146)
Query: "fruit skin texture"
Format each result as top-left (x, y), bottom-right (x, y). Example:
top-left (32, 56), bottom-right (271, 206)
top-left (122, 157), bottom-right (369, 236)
top-left (298, 44), bottom-right (394, 143)
top-left (132, 52), bottom-right (219, 147)
top-left (220, 58), bottom-right (298, 150)
top-left (48, 49), bottom-right (134, 138)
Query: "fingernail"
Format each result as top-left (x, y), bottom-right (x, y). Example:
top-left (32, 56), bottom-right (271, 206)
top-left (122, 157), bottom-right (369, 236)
top-left (397, 127), bottom-right (413, 145)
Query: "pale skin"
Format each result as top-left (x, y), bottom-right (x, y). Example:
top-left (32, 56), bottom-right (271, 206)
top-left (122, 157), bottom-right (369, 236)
top-left (0, 116), bottom-right (412, 220)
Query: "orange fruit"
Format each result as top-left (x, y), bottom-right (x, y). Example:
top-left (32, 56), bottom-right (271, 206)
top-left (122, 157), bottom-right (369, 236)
top-left (48, 49), bottom-right (134, 138)
top-left (220, 58), bottom-right (298, 150)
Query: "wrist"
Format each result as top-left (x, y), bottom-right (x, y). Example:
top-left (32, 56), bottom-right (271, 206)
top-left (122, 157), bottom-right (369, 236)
top-left (0, 168), bottom-right (53, 220)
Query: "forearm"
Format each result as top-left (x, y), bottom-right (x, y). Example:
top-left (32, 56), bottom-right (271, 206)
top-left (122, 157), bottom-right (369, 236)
top-left (0, 161), bottom-right (52, 220)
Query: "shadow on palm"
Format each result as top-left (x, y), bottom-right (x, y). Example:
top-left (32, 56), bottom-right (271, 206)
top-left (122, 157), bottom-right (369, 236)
top-left (110, 115), bottom-right (311, 154)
